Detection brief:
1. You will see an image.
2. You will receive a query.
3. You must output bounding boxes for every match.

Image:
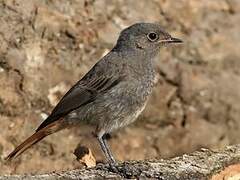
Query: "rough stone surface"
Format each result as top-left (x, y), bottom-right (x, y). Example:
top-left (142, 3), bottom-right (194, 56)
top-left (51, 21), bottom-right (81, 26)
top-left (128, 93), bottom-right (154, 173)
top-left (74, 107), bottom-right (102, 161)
top-left (1, 145), bottom-right (240, 179)
top-left (0, 0), bottom-right (240, 175)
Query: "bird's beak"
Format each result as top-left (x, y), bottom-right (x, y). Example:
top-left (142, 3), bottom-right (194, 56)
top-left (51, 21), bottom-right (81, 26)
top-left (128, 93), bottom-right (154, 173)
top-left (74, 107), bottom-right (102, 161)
top-left (159, 37), bottom-right (183, 44)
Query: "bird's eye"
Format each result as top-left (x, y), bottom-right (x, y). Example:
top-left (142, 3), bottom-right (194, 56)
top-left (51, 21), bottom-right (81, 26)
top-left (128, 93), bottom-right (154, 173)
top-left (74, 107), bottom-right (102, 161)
top-left (147, 32), bottom-right (159, 42)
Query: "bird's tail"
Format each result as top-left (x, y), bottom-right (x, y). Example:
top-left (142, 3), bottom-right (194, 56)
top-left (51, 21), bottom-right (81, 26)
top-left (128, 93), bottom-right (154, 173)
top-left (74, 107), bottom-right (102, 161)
top-left (5, 118), bottom-right (66, 161)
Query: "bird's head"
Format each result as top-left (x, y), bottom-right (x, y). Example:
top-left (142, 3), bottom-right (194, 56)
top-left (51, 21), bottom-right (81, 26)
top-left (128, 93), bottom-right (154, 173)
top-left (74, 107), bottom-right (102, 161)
top-left (116, 23), bottom-right (182, 56)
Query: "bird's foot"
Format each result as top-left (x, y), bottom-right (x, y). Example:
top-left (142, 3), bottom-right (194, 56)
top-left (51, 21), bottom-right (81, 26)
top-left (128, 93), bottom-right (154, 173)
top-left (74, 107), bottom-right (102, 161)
top-left (108, 162), bottom-right (136, 178)
top-left (108, 162), bottom-right (120, 173)
top-left (96, 161), bottom-right (133, 178)
top-left (95, 161), bottom-right (120, 173)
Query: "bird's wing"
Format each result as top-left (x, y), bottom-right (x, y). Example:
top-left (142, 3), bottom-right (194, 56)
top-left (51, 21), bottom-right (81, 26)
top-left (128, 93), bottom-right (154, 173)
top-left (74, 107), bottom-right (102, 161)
top-left (36, 72), bottom-right (122, 131)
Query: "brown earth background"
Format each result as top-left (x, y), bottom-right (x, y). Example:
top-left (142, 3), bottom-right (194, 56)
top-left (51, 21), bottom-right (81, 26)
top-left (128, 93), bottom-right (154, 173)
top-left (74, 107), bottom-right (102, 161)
top-left (1, 0), bottom-right (240, 175)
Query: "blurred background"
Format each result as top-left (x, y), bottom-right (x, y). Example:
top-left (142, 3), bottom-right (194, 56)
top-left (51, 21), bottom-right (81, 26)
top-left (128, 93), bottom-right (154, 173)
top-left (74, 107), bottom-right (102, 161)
top-left (1, 0), bottom-right (240, 175)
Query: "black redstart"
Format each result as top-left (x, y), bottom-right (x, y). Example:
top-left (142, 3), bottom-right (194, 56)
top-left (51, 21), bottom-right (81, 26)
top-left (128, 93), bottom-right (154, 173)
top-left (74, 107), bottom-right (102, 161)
top-left (6, 23), bottom-right (182, 165)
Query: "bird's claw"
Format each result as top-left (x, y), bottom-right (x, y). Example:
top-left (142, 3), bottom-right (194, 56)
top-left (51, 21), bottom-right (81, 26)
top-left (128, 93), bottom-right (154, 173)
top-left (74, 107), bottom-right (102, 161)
top-left (108, 162), bottom-right (122, 173)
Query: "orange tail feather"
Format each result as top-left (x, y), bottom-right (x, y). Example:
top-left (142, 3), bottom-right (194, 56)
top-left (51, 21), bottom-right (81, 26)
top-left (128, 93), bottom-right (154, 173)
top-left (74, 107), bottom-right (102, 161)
top-left (5, 119), bottom-right (65, 161)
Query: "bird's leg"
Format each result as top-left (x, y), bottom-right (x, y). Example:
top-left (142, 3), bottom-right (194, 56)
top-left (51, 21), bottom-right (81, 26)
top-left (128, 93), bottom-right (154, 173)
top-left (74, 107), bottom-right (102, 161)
top-left (97, 134), bottom-right (116, 165)
top-left (97, 133), bottom-right (122, 174)
top-left (102, 134), bottom-right (116, 164)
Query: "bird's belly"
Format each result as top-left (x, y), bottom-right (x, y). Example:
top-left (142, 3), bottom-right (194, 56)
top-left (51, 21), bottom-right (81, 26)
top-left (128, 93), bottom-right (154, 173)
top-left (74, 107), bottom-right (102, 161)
top-left (116, 102), bottom-right (147, 129)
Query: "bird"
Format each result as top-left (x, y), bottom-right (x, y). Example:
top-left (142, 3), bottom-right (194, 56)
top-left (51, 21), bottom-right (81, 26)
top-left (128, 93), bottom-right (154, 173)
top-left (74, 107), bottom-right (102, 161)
top-left (5, 22), bottom-right (182, 165)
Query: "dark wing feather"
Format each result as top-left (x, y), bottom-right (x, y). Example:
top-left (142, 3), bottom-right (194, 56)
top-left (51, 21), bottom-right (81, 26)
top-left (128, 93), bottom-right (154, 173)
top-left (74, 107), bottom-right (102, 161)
top-left (36, 75), bottom-right (122, 132)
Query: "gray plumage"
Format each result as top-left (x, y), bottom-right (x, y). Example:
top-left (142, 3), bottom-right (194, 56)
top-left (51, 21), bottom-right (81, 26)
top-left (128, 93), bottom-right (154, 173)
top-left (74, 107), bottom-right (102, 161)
top-left (6, 23), bottom-right (182, 165)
